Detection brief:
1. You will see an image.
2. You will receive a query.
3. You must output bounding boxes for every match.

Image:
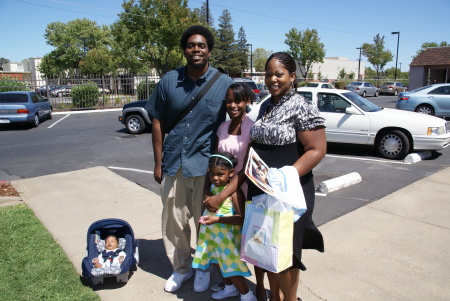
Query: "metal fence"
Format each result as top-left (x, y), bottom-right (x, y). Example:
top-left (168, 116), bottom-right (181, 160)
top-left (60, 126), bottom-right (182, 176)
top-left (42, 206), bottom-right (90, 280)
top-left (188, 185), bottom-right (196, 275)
top-left (0, 74), bottom-right (160, 111)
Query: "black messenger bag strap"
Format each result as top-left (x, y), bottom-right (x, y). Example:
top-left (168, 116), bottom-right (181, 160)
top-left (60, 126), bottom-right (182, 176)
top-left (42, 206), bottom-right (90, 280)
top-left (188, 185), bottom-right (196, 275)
top-left (167, 70), bottom-right (223, 133)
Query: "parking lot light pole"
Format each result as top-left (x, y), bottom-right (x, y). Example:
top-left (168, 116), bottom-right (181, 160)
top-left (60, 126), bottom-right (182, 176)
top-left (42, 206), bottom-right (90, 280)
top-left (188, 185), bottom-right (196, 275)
top-left (391, 31), bottom-right (400, 80)
top-left (356, 47), bottom-right (362, 80)
top-left (246, 43), bottom-right (253, 78)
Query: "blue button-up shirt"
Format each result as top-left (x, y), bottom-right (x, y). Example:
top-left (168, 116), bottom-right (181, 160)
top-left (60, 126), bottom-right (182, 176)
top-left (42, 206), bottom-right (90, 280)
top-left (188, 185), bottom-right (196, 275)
top-left (147, 66), bottom-right (234, 178)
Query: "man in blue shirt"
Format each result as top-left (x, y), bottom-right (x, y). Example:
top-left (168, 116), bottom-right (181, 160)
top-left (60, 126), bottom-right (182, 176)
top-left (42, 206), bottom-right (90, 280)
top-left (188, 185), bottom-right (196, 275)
top-left (146, 25), bottom-right (233, 293)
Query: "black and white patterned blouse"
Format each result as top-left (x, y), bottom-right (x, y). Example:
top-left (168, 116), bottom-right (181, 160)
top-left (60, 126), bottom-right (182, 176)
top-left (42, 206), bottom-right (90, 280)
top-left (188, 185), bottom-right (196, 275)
top-left (250, 89), bottom-right (325, 146)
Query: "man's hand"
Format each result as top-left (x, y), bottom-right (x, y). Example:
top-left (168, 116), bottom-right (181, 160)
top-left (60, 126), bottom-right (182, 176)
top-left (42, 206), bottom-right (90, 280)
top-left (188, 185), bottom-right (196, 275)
top-left (154, 164), bottom-right (162, 184)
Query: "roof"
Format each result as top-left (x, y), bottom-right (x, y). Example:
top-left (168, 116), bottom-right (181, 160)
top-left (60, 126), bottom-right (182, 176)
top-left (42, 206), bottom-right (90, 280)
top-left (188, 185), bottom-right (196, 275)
top-left (410, 46), bottom-right (450, 66)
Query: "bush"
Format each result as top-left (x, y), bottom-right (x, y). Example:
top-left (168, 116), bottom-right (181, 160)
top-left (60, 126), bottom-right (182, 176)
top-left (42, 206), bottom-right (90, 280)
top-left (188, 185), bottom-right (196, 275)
top-left (334, 81), bottom-right (346, 89)
top-left (0, 76), bottom-right (29, 92)
top-left (71, 82), bottom-right (100, 108)
top-left (137, 81), bottom-right (156, 101)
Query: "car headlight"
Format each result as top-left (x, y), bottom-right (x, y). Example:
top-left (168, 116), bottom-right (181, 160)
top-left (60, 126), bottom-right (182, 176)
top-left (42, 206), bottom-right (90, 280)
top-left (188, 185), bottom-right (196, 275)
top-left (427, 126), bottom-right (446, 135)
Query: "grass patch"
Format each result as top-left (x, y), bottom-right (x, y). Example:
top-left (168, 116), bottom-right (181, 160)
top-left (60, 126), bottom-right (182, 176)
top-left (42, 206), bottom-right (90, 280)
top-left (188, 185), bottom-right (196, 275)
top-left (0, 204), bottom-right (100, 301)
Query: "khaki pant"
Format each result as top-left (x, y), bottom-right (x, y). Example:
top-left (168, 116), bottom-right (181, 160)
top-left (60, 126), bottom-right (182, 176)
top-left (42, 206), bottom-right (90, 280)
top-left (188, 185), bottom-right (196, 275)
top-left (160, 168), bottom-right (205, 274)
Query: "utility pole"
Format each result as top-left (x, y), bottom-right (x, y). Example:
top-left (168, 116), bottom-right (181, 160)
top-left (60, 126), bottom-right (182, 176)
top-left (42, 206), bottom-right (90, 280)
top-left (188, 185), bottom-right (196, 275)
top-left (356, 47), bottom-right (362, 80)
top-left (391, 32), bottom-right (400, 80)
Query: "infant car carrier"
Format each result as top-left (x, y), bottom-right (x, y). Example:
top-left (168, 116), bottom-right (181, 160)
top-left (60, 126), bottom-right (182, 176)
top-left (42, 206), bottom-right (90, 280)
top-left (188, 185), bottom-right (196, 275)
top-left (82, 218), bottom-right (139, 285)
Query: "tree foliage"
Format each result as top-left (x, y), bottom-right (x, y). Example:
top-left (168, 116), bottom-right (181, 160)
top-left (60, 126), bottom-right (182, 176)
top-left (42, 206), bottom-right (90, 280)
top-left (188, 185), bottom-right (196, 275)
top-left (236, 27), bottom-right (249, 75)
top-left (39, 18), bottom-right (112, 76)
top-left (111, 0), bottom-right (198, 76)
top-left (253, 48), bottom-right (272, 72)
top-left (413, 41), bottom-right (449, 60)
top-left (361, 34), bottom-right (393, 77)
top-left (79, 47), bottom-right (117, 76)
top-left (211, 9), bottom-right (240, 75)
top-left (284, 28), bottom-right (325, 79)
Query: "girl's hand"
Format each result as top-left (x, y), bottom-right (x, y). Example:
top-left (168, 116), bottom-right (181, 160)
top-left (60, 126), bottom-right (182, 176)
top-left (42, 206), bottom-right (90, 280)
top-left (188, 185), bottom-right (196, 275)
top-left (203, 195), bottom-right (222, 213)
top-left (199, 215), bottom-right (219, 225)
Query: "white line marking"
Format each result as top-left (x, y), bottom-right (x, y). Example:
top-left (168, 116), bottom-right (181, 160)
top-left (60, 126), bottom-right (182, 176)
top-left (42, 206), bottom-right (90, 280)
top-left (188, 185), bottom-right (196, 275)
top-left (48, 114), bottom-right (70, 128)
top-left (108, 166), bottom-right (154, 174)
top-left (325, 154), bottom-right (410, 164)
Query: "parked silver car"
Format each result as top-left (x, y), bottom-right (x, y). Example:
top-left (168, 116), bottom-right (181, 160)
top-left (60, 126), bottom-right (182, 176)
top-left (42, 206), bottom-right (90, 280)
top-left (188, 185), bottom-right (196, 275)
top-left (396, 83), bottom-right (450, 117)
top-left (232, 78), bottom-right (261, 101)
top-left (379, 82), bottom-right (408, 96)
top-left (344, 81), bottom-right (378, 97)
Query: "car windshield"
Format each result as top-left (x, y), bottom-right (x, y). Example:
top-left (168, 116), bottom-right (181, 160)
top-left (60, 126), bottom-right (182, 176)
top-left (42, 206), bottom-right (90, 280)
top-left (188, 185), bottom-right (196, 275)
top-left (350, 82), bottom-right (363, 86)
top-left (343, 92), bottom-right (381, 112)
top-left (382, 82), bottom-right (394, 85)
top-left (0, 93), bottom-right (28, 103)
top-left (239, 81), bottom-right (258, 90)
top-left (306, 83), bottom-right (319, 87)
top-left (409, 85), bottom-right (433, 93)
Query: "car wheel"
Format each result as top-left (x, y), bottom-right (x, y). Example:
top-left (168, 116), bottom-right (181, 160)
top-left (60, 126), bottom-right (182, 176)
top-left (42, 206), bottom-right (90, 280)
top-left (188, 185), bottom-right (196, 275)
top-left (47, 108), bottom-right (53, 120)
top-left (415, 104), bottom-right (434, 115)
top-left (374, 90), bottom-right (379, 97)
top-left (394, 90), bottom-right (398, 96)
top-left (362, 91), bottom-right (366, 97)
top-left (376, 130), bottom-right (410, 160)
top-left (32, 114), bottom-right (40, 128)
top-left (125, 114), bottom-right (145, 134)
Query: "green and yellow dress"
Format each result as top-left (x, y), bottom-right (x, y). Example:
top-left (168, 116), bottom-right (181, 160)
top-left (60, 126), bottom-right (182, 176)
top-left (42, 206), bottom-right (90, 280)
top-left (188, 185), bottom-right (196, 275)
top-left (192, 185), bottom-right (251, 277)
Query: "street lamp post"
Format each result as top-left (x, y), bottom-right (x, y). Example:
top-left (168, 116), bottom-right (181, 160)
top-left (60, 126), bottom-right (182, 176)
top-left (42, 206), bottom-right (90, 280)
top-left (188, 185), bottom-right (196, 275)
top-left (246, 43), bottom-right (253, 78)
top-left (206, 0), bottom-right (209, 24)
top-left (391, 31), bottom-right (400, 80)
top-left (356, 47), bottom-right (362, 80)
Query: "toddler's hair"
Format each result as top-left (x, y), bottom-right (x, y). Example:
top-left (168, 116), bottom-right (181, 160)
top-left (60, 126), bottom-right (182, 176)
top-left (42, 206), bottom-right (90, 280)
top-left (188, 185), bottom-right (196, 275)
top-left (208, 152), bottom-right (238, 170)
top-left (228, 83), bottom-right (256, 104)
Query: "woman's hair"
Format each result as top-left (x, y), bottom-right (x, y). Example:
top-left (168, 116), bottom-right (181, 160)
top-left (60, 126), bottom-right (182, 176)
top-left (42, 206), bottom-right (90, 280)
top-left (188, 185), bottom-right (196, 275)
top-left (265, 52), bottom-right (298, 87)
top-left (208, 152), bottom-right (238, 170)
top-left (227, 83), bottom-right (256, 104)
top-left (180, 25), bottom-right (215, 50)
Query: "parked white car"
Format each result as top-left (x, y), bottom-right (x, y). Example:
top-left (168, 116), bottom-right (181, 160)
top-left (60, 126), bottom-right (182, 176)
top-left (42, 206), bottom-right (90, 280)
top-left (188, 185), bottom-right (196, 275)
top-left (249, 88), bottom-right (450, 160)
top-left (303, 82), bottom-right (335, 89)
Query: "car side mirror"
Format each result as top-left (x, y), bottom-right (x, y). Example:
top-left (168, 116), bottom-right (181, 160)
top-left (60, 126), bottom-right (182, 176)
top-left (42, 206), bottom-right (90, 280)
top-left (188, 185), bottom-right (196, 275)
top-left (345, 106), bottom-right (361, 115)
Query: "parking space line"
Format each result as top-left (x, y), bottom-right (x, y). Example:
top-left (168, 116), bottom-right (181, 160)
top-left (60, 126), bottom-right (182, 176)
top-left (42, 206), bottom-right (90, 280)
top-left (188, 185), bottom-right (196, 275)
top-left (325, 154), bottom-right (410, 164)
top-left (48, 114), bottom-right (70, 128)
top-left (108, 166), bottom-right (153, 174)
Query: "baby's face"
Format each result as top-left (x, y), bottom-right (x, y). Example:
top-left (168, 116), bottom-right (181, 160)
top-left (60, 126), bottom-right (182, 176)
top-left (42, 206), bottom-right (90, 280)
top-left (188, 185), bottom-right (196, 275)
top-left (105, 236), bottom-right (119, 250)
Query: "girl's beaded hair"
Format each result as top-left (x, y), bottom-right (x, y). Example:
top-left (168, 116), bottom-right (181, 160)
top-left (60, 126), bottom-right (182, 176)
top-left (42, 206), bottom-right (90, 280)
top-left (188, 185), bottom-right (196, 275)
top-left (208, 152), bottom-right (238, 170)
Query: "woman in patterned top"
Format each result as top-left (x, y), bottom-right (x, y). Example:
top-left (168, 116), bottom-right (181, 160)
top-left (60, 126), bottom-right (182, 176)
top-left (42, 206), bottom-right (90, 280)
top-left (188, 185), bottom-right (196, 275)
top-left (205, 52), bottom-right (326, 301)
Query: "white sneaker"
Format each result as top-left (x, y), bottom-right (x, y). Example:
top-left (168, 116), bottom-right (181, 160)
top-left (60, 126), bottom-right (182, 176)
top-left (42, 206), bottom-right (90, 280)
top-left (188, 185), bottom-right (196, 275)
top-left (164, 270), bottom-right (193, 292)
top-left (240, 290), bottom-right (257, 301)
top-left (194, 270), bottom-right (210, 292)
top-left (211, 284), bottom-right (240, 300)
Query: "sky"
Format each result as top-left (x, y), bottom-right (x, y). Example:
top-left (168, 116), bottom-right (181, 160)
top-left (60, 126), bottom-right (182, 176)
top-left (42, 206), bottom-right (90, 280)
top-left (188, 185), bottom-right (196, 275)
top-left (2, 0), bottom-right (450, 71)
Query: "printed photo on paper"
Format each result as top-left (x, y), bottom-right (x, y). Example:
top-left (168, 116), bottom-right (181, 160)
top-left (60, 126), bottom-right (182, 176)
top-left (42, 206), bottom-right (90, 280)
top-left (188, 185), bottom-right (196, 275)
top-left (245, 147), bottom-right (275, 195)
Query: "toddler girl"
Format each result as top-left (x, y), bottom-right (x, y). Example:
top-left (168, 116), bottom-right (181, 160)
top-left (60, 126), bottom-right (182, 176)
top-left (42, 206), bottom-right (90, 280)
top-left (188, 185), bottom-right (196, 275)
top-left (193, 152), bottom-right (256, 301)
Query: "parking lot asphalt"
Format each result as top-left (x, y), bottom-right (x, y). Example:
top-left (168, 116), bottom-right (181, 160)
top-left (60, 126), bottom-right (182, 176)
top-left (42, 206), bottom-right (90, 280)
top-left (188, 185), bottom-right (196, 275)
top-left (8, 165), bottom-right (450, 300)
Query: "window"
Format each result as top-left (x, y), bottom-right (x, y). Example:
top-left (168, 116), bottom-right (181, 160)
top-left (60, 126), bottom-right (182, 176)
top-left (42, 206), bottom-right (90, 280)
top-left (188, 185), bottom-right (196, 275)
top-left (429, 86), bottom-right (450, 95)
top-left (297, 91), bottom-right (312, 102)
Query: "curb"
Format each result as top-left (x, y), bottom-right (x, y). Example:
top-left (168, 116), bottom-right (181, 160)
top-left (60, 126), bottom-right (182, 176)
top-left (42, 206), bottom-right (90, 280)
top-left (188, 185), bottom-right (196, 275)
top-left (317, 172), bottom-right (362, 194)
top-left (0, 196), bottom-right (23, 207)
top-left (404, 151), bottom-right (433, 163)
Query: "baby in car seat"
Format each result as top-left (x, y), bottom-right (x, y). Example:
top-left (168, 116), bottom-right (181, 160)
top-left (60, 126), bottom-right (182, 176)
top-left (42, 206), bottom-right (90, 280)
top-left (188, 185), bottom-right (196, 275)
top-left (92, 235), bottom-right (126, 268)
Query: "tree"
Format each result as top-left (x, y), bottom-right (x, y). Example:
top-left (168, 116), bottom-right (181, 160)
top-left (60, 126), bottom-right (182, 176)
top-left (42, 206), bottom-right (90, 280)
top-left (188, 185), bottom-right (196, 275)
top-left (364, 67), bottom-right (377, 79)
top-left (284, 28), bottom-right (325, 79)
top-left (193, 1), bottom-right (214, 28)
top-left (211, 9), bottom-right (240, 74)
top-left (79, 47), bottom-right (117, 75)
top-left (253, 48), bottom-right (272, 72)
top-left (413, 41), bottom-right (449, 60)
top-left (236, 27), bottom-right (249, 75)
top-left (361, 34), bottom-right (393, 78)
top-left (111, 0), bottom-right (198, 77)
top-left (0, 57), bottom-right (10, 70)
top-left (339, 67), bottom-right (346, 79)
top-left (39, 18), bottom-right (112, 76)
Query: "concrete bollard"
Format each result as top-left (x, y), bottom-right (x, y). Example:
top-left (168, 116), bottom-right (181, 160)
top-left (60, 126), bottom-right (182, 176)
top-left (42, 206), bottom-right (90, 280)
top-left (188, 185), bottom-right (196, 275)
top-left (403, 151), bottom-right (432, 164)
top-left (317, 172), bottom-right (362, 194)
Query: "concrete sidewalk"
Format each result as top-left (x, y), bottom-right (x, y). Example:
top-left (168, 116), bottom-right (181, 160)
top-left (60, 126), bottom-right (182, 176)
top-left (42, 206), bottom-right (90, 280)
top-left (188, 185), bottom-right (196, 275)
top-left (11, 166), bottom-right (450, 300)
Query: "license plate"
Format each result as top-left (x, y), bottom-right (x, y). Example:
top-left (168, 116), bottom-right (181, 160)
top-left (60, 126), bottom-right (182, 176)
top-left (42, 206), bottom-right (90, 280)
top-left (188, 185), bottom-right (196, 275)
top-left (0, 119), bottom-right (10, 123)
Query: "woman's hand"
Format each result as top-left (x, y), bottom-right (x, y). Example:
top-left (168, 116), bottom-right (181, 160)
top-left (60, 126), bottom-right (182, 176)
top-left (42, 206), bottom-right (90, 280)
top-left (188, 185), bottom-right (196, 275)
top-left (203, 194), bottom-right (222, 213)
